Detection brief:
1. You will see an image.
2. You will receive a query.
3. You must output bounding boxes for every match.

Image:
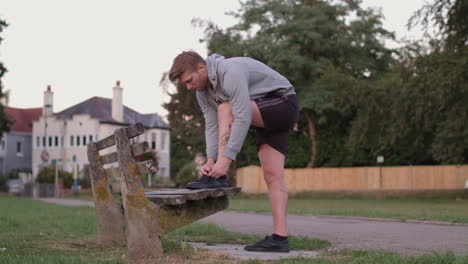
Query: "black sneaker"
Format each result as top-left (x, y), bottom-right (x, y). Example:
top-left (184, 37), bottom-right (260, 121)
top-left (244, 235), bottom-right (290, 253)
top-left (186, 176), bottom-right (229, 189)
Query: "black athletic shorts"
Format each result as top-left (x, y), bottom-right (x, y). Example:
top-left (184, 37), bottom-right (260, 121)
top-left (253, 94), bottom-right (300, 156)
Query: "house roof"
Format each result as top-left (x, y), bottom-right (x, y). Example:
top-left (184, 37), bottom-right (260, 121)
top-left (54, 96), bottom-right (170, 129)
top-left (5, 107), bottom-right (43, 133)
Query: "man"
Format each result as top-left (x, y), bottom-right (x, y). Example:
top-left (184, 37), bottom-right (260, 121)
top-left (169, 51), bottom-right (299, 253)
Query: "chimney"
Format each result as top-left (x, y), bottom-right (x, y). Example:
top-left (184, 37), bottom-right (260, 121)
top-left (112, 81), bottom-right (124, 122)
top-left (43, 85), bottom-right (54, 116)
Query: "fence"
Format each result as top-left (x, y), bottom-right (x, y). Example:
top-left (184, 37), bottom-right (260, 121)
top-left (236, 165), bottom-right (468, 193)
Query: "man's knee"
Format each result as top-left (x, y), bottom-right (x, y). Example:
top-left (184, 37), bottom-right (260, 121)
top-left (263, 169), bottom-right (283, 184)
top-left (263, 173), bottom-right (288, 192)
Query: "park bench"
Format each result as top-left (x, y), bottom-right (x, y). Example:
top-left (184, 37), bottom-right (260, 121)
top-left (87, 123), bottom-right (240, 263)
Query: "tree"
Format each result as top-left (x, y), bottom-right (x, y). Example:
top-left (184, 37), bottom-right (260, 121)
top-left (199, 0), bottom-right (395, 167)
top-left (0, 19), bottom-right (12, 138)
top-left (409, 0), bottom-right (467, 52)
top-left (348, 0), bottom-right (468, 164)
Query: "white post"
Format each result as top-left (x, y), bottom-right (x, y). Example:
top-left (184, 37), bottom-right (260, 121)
top-left (54, 165), bottom-right (59, 198)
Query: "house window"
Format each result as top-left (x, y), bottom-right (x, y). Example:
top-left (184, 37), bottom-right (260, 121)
top-left (43, 136), bottom-right (46, 147)
top-left (17, 141), bottom-right (22, 154)
top-left (48, 136), bottom-right (52, 147)
top-left (160, 132), bottom-right (166, 151)
top-left (55, 136), bottom-right (59, 147)
top-left (89, 135), bottom-right (93, 142)
top-left (1, 139), bottom-right (5, 150)
top-left (83, 135), bottom-right (87, 146)
top-left (70, 135), bottom-right (74, 146)
top-left (61, 136), bottom-right (64, 146)
top-left (36, 136), bottom-right (40, 148)
top-left (151, 133), bottom-right (156, 149)
top-left (76, 135), bottom-right (80, 146)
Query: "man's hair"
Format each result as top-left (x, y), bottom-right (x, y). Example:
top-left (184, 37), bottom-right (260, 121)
top-left (169, 51), bottom-right (205, 84)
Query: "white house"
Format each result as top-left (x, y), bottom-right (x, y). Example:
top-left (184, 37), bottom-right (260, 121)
top-left (32, 82), bottom-right (170, 180)
top-left (0, 107), bottom-right (42, 175)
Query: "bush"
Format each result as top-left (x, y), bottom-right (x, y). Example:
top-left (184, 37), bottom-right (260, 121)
top-left (174, 162), bottom-right (197, 187)
top-left (0, 173), bottom-right (19, 192)
top-left (37, 166), bottom-right (73, 188)
top-left (79, 174), bottom-right (91, 189)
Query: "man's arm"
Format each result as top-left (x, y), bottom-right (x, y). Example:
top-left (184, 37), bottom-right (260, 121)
top-left (196, 92), bottom-right (218, 161)
top-left (221, 62), bottom-right (252, 160)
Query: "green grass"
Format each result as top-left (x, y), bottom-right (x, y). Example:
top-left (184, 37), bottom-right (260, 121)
top-left (67, 189), bottom-right (468, 223)
top-left (2, 196), bottom-right (465, 263)
top-left (167, 222), bottom-right (330, 250)
top-left (229, 193), bottom-right (468, 223)
top-left (0, 197), bottom-right (328, 263)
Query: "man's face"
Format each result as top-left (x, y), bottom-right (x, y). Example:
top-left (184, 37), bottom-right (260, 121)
top-left (180, 63), bottom-right (209, 92)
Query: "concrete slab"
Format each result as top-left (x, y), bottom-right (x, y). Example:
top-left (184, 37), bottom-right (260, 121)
top-left (189, 242), bottom-right (319, 260)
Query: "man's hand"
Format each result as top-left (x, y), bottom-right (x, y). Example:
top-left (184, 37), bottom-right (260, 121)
top-left (208, 157), bottom-right (232, 178)
top-left (199, 158), bottom-right (215, 176)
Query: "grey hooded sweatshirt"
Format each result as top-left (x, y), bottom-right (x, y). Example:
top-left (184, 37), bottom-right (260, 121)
top-left (196, 54), bottom-right (295, 161)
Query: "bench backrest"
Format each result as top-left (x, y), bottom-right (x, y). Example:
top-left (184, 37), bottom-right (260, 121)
top-left (87, 123), bottom-right (158, 199)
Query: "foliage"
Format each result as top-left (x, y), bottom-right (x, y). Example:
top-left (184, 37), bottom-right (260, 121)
top-left (0, 19), bottom-right (12, 138)
top-left (198, 0), bottom-right (395, 167)
top-left (347, 0), bottom-right (468, 164)
top-left (174, 162), bottom-right (197, 186)
top-left (0, 172), bottom-right (19, 192)
top-left (79, 175), bottom-right (91, 189)
top-left (409, 0), bottom-right (467, 52)
top-left (37, 166), bottom-right (73, 188)
top-left (164, 0), bottom-right (466, 168)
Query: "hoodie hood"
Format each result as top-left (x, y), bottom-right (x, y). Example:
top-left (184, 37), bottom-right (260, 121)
top-left (205, 53), bottom-right (225, 90)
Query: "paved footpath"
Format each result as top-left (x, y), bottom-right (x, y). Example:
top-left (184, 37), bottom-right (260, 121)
top-left (39, 199), bottom-right (468, 256)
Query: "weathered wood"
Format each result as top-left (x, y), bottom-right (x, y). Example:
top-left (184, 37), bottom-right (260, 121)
top-left (100, 143), bottom-right (153, 165)
top-left (104, 160), bottom-right (158, 181)
top-left (157, 196), bottom-right (229, 234)
top-left (87, 123), bottom-right (241, 263)
top-left (95, 123), bottom-right (145, 151)
top-left (100, 152), bottom-right (118, 165)
top-left (137, 160), bottom-right (158, 175)
top-left (87, 143), bottom-right (126, 246)
top-left (115, 127), bottom-right (163, 263)
top-left (131, 142), bottom-right (150, 157)
top-left (145, 187), bottom-right (241, 204)
top-left (146, 194), bottom-right (186, 205)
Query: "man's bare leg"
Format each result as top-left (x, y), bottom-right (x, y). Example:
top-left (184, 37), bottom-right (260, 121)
top-left (252, 101), bottom-right (288, 236)
top-left (258, 144), bottom-right (288, 236)
top-left (216, 103), bottom-right (234, 164)
top-left (217, 101), bottom-right (288, 236)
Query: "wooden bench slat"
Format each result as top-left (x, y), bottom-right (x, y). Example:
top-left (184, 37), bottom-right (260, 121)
top-left (100, 144), bottom-right (155, 165)
top-left (145, 187), bottom-right (241, 203)
top-left (137, 160), bottom-right (158, 175)
top-left (104, 167), bottom-right (120, 180)
top-left (95, 123), bottom-right (145, 151)
top-left (101, 152), bottom-right (118, 165)
top-left (131, 142), bottom-right (150, 157)
top-left (146, 194), bottom-right (186, 205)
top-left (104, 160), bottom-right (158, 181)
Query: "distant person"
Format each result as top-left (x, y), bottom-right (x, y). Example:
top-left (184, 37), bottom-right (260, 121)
top-left (169, 51), bottom-right (299, 252)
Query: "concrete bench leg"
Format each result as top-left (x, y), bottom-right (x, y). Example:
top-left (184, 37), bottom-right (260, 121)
top-left (88, 143), bottom-right (126, 246)
top-left (115, 128), bottom-right (231, 263)
top-left (116, 129), bottom-right (163, 263)
top-left (157, 196), bottom-right (229, 234)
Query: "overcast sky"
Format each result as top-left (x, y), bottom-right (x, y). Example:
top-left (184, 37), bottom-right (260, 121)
top-left (0, 0), bottom-right (425, 117)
